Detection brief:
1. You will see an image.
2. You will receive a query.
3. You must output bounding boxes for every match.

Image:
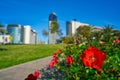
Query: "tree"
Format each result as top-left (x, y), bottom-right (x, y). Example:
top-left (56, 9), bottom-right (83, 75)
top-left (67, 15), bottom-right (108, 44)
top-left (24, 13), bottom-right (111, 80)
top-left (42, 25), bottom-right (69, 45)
top-left (113, 29), bottom-right (120, 39)
top-left (50, 21), bottom-right (59, 33)
top-left (62, 36), bottom-right (74, 44)
top-left (91, 31), bottom-right (102, 41)
top-left (50, 21), bottom-right (63, 43)
top-left (0, 24), bottom-right (5, 35)
top-left (42, 29), bottom-right (48, 37)
top-left (101, 25), bottom-right (114, 42)
top-left (42, 29), bottom-right (48, 43)
top-left (76, 25), bottom-right (92, 41)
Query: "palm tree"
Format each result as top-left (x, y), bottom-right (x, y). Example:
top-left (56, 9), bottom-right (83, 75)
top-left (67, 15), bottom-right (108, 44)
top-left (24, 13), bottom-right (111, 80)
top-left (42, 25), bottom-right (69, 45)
top-left (113, 29), bottom-right (120, 39)
top-left (91, 31), bottom-right (102, 41)
top-left (101, 25), bottom-right (114, 42)
top-left (42, 29), bottom-right (48, 43)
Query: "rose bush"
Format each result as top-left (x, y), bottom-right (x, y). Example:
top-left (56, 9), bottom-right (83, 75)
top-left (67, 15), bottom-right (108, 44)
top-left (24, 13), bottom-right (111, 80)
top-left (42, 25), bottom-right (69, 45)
top-left (49, 39), bottom-right (120, 80)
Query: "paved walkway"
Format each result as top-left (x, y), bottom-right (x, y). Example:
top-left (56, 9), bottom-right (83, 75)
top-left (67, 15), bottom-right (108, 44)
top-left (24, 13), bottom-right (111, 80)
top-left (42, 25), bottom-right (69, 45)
top-left (0, 56), bottom-right (52, 80)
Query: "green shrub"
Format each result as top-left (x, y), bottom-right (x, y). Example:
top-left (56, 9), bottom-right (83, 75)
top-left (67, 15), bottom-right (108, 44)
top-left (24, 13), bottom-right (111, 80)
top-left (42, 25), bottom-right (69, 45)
top-left (62, 36), bottom-right (74, 44)
top-left (49, 39), bottom-right (120, 80)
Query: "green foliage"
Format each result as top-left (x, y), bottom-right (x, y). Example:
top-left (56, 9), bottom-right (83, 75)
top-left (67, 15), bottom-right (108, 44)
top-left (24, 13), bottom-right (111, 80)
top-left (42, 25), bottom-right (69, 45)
top-left (50, 38), bottom-right (120, 79)
top-left (48, 26), bottom-right (120, 80)
top-left (76, 25), bottom-right (92, 40)
top-left (50, 21), bottom-right (59, 33)
top-left (62, 36), bottom-right (74, 44)
top-left (0, 24), bottom-right (5, 35)
top-left (42, 29), bottom-right (48, 37)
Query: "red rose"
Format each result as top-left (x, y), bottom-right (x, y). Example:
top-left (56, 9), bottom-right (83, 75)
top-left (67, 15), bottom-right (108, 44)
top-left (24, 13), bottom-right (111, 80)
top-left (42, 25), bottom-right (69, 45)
top-left (53, 52), bottom-right (57, 58)
top-left (57, 49), bottom-right (62, 53)
top-left (66, 55), bottom-right (74, 66)
top-left (34, 71), bottom-right (40, 78)
top-left (81, 46), bottom-right (106, 70)
top-left (49, 59), bottom-right (55, 68)
top-left (49, 57), bottom-right (58, 68)
top-left (25, 73), bottom-right (37, 80)
top-left (53, 49), bottom-right (62, 58)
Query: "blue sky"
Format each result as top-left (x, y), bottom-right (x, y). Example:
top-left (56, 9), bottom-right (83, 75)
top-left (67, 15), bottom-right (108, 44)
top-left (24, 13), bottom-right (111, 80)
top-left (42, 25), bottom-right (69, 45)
top-left (0, 0), bottom-right (120, 41)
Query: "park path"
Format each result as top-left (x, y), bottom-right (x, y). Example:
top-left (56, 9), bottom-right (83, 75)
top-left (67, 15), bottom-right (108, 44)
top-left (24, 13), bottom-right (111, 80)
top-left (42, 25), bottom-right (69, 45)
top-left (0, 56), bottom-right (52, 80)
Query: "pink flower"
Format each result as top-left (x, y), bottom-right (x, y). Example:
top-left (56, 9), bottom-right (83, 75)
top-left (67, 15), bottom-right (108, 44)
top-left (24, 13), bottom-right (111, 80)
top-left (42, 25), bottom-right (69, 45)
top-left (100, 41), bottom-right (106, 44)
top-left (114, 39), bottom-right (120, 43)
top-left (76, 62), bottom-right (80, 65)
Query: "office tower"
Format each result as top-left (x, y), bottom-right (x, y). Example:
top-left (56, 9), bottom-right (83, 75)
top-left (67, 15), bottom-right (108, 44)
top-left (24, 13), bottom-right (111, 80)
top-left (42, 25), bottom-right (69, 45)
top-left (66, 20), bottom-right (89, 36)
top-left (48, 12), bottom-right (58, 44)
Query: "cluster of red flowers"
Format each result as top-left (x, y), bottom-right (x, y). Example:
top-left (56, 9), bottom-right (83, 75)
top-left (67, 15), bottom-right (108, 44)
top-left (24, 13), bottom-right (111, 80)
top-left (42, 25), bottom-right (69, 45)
top-left (66, 55), bottom-right (74, 66)
top-left (49, 49), bottom-right (62, 68)
top-left (49, 57), bottom-right (58, 68)
top-left (50, 46), bottom-right (107, 70)
top-left (25, 71), bottom-right (40, 80)
top-left (81, 46), bottom-right (106, 70)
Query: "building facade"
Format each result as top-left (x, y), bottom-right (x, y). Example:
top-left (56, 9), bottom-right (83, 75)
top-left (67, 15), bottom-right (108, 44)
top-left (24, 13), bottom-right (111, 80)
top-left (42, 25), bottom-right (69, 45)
top-left (66, 20), bottom-right (89, 36)
top-left (0, 35), bottom-right (12, 44)
top-left (23, 25), bottom-right (37, 44)
top-left (23, 25), bottom-right (31, 44)
top-left (7, 24), bottom-right (37, 44)
top-left (48, 12), bottom-right (58, 44)
top-left (30, 29), bottom-right (37, 44)
top-left (7, 24), bottom-right (22, 44)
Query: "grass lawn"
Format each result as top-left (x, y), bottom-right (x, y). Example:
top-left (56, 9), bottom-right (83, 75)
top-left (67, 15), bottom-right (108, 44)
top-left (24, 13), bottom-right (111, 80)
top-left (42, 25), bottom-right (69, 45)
top-left (0, 44), bottom-right (63, 69)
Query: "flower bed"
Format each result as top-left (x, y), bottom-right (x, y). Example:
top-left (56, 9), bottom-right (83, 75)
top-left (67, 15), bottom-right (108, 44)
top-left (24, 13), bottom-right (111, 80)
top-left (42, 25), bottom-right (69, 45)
top-left (48, 39), bottom-right (120, 80)
top-left (25, 39), bottom-right (120, 80)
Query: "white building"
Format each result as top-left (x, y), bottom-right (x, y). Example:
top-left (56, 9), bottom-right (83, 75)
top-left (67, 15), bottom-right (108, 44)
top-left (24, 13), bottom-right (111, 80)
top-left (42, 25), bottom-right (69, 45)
top-left (0, 35), bottom-right (12, 44)
top-left (23, 25), bottom-right (31, 44)
top-left (66, 20), bottom-right (89, 36)
top-left (30, 29), bottom-right (37, 44)
top-left (23, 25), bottom-right (37, 44)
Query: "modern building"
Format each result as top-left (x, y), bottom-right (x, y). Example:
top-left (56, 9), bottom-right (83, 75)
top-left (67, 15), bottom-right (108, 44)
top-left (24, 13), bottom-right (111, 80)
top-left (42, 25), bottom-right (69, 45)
top-left (91, 26), bottom-right (103, 32)
top-left (48, 12), bottom-right (58, 44)
top-left (7, 24), bottom-right (37, 44)
top-left (7, 24), bottom-right (22, 44)
top-left (23, 25), bottom-right (37, 44)
top-left (0, 35), bottom-right (12, 44)
top-left (66, 20), bottom-right (89, 36)
top-left (30, 29), bottom-right (37, 44)
top-left (23, 25), bottom-right (31, 44)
